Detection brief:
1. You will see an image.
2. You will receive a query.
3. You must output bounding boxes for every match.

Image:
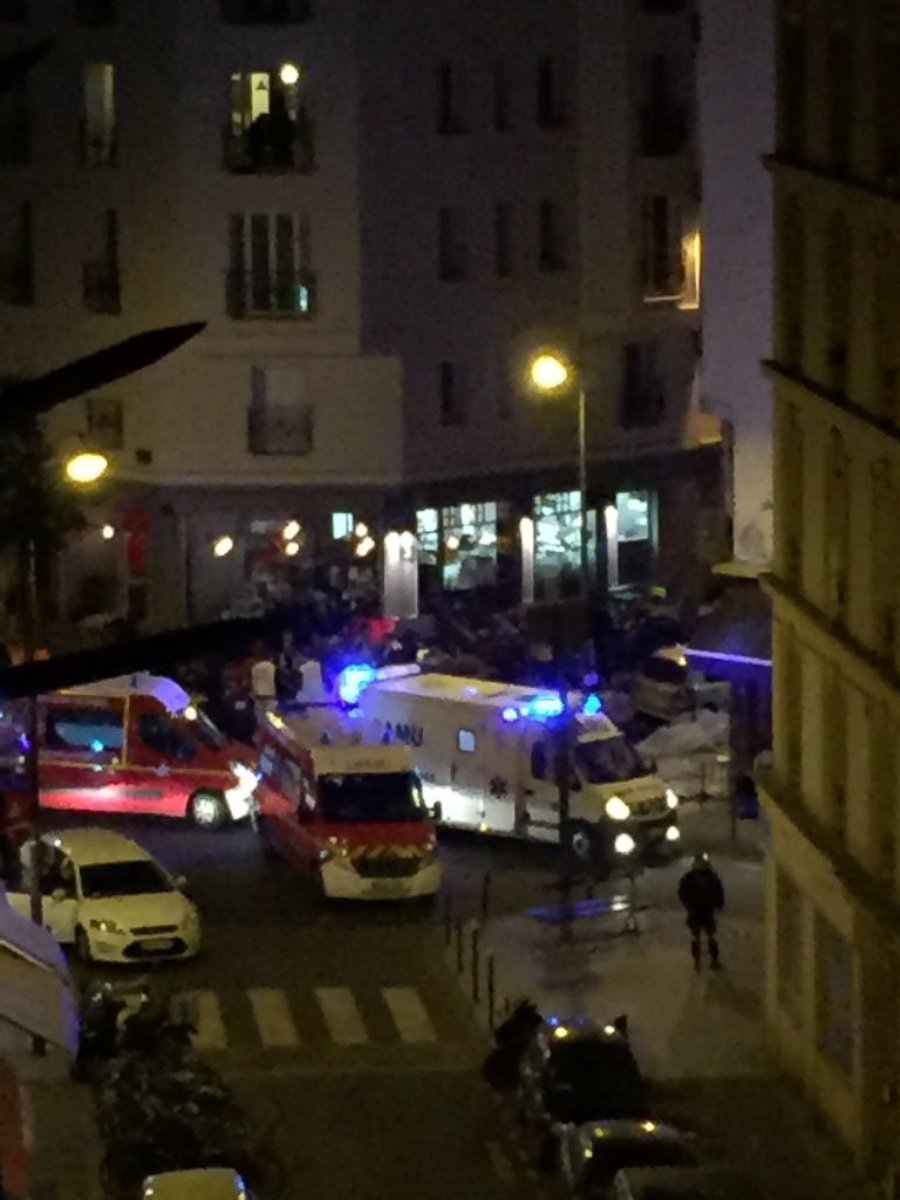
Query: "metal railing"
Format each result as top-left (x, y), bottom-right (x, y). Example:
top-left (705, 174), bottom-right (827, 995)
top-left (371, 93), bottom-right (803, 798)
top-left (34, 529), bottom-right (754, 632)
top-left (226, 269), bottom-right (316, 320)
top-left (222, 119), bottom-right (314, 175)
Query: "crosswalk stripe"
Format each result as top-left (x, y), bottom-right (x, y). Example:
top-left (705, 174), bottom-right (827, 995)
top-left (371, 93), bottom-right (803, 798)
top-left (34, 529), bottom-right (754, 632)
top-left (381, 987), bottom-right (437, 1044)
top-left (315, 986), bottom-right (369, 1045)
top-left (248, 988), bottom-right (300, 1048)
top-left (189, 989), bottom-right (228, 1051)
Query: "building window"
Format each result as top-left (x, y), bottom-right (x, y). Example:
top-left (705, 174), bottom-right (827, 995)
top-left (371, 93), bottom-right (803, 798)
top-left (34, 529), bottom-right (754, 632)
top-left (620, 342), bottom-right (664, 429)
top-left (437, 61), bottom-right (465, 135)
top-left (823, 211), bottom-right (851, 394)
top-left (876, 20), bottom-right (900, 181)
top-left (822, 666), bottom-right (847, 839)
top-left (538, 200), bottom-right (568, 271)
top-left (814, 914), bottom-right (855, 1077)
top-left (493, 64), bottom-right (511, 132)
top-left (75, 0), bottom-right (115, 25)
top-left (0, 200), bottom-right (33, 305)
top-left (438, 206), bottom-right (467, 281)
top-left (536, 55), bottom-right (565, 129)
top-left (776, 193), bottom-right (806, 369)
top-left (227, 212), bottom-right (315, 318)
top-left (871, 460), bottom-right (899, 661)
top-left (0, 81), bottom-right (29, 166)
top-left (82, 209), bottom-right (121, 315)
top-left (641, 195), bottom-right (685, 302)
top-left (0, 0), bottom-right (26, 20)
top-left (640, 54), bottom-right (686, 156)
top-left (81, 63), bottom-right (117, 167)
top-left (870, 705), bottom-right (897, 884)
top-left (86, 395), bottom-right (124, 451)
top-left (45, 705), bottom-right (124, 754)
top-left (416, 509), bottom-right (439, 567)
top-left (225, 68), bottom-right (314, 174)
top-left (679, 230), bottom-right (701, 310)
top-left (826, 26), bottom-right (852, 175)
top-left (779, 402), bottom-right (804, 586)
top-left (824, 427), bottom-right (849, 623)
top-left (534, 491), bottom-right (593, 598)
top-left (439, 361), bottom-right (465, 426)
top-left (332, 512), bottom-right (354, 540)
top-left (777, 6), bottom-right (806, 159)
top-left (457, 729), bottom-right (476, 753)
top-left (874, 233), bottom-right (900, 426)
top-left (247, 365), bottom-right (314, 455)
top-left (442, 502), bottom-right (497, 589)
top-left (220, 0), bottom-right (312, 23)
top-left (776, 868), bottom-right (803, 1020)
top-left (616, 492), bottom-right (651, 543)
top-left (495, 202), bottom-right (512, 277)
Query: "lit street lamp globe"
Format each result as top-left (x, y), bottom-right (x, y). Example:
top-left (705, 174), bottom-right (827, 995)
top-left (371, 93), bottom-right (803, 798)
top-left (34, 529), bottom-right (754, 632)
top-left (65, 450), bottom-right (109, 485)
top-left (279, 62), bottom-right (301, 86)
top-left (212, 535), bottom-right (234, 558)
top-left (529, 352), bottom-right (570, 393)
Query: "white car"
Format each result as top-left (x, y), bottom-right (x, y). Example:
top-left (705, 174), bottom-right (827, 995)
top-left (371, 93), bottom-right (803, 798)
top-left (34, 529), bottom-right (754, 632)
top-left (7, 829), bottom-right (201, 964)
top-left (143, 1169), bottom-right (253, 1200)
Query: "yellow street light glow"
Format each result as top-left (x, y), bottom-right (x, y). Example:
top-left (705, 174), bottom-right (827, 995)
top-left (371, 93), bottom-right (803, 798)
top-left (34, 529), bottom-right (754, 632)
top-left (529, 352), bottom-right (570, 392)
top-left (65, 451), bottom-right (109, 485)
top-left (285, 540), bottom-right (300, 557)
top-left (279, 62), bottom-right (301, 86)
top-left (212, 535), bottom-right (234, 558)
top-left (101, 524), bottom-right (115, 541)
top-left (283, 519), bottom-right (301, 541)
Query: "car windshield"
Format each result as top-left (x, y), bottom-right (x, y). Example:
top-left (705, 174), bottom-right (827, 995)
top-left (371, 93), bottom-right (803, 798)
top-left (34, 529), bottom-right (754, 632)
top-left (79, 860), bottom-right (174, 898)
top-left (544, 1038), bottom-right (647, 1123)
top-left (575, 736), bottom-right (643, 785)
top-left (318, 772), bottom-right (427, 823)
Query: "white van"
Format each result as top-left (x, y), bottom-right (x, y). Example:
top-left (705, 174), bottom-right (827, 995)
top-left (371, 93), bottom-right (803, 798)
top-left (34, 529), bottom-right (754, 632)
top-left (284, 665), bottom-right (681, 870)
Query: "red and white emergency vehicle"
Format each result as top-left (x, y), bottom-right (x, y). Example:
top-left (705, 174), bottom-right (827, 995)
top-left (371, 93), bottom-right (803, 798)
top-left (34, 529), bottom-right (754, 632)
top-left (255, 712), bottom-right (442, 900)
top-left (0, 673), bottom-right (258, 829)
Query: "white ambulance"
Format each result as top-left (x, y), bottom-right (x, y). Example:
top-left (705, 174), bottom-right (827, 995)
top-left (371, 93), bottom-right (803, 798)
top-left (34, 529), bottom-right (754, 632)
top-left (284, 664), bottom-right (681, 871)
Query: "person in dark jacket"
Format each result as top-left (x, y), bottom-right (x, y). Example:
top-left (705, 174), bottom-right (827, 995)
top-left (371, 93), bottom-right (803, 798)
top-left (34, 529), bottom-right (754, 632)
top-left (678, 852), bottom-right (725, 970)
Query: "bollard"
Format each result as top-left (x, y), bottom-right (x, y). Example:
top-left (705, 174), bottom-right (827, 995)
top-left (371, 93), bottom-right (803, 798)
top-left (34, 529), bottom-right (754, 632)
top-left (480, 870), bottom-right (491, 921)
top-left (472, 926), bottom-right (480, 1004)
top-left (455, 920), bottom-right (464, 973)
top-left (487, 953), bottom-right (496, 1030)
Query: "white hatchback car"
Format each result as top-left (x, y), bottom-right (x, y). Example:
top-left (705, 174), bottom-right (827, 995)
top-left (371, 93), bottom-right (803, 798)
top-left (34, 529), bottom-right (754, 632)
top-left (7, 829), bottom-right (201, 964)
top-left (143, 1169), bottom-right (253, 1200)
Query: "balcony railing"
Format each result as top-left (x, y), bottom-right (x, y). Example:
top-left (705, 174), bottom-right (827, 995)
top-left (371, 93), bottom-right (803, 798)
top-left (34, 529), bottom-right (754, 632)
top-left (0, 255), bottom-right (32, 305)
top-left (640, 106), bottom-right (688, 156)
top-left (247, 404), bottom-right (315, 456)
top-left (227, 269), bottom-right (316, 319)
top-left (223, 115), bottom-right (314, 174)
top-left (641, 254), bottom-right (686, 302)
top-left (82, 262), bottom-right (121, 314)
top-left (220, 0), bottom-right (311, 24)
top-left (79, 121), bottom-right (118, 167)
top-left (0, 114), bottom-right (30, 166)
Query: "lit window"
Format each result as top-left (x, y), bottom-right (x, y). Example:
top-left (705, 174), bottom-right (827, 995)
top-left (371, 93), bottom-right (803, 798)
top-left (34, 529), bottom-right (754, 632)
top-left (416, 508), bottom-right (439, 566)
top-left (679, 230), bottom-right (701, 310)
top-left (332, 511), bottom-right (354, 540)
top-left (616, 492), bottom-right (652, 543)
top-left (457, 729), bottom-right (476, 753)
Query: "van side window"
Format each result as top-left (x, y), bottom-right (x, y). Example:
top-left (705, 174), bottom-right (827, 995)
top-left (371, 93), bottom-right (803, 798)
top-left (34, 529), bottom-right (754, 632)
top-left (457, 729), bottom-right (476, 753)
top-left (138, 713), bottom-right (195, 762)
top-left (530, 741), bottom-right (547, 780)
top-left (44, 705), bottom-right (123, 754)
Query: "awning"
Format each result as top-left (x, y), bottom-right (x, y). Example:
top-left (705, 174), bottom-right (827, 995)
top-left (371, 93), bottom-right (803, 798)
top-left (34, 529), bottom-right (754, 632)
top-left (0, 890), bottom-right (78, 1054)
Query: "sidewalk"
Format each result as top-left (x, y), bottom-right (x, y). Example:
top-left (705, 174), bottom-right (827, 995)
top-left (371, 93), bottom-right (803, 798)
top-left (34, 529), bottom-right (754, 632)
top-left (442, 870), bottom-right (862, 1199)
top-left (0, 1028), bottom-right (102, 1200)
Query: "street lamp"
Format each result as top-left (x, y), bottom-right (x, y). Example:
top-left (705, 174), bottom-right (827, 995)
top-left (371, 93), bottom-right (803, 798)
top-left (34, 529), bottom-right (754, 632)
top-left (64, 449), bottom-right (109, 485)
top-left (528, 349), bottom-right (589, 597)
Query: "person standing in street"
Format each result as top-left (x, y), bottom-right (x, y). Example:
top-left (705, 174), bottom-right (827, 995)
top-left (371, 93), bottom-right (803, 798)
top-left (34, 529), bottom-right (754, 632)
top-left (678, 852), bottom-right (725, 970)
top-left (250, 643), bottom-right (277, 727)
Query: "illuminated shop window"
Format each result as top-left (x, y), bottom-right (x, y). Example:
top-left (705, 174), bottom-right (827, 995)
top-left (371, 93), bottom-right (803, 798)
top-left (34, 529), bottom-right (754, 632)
top-left (442, 501), bottom-right (497, 589)
top-left (332, 511), bottom-right (354, 540)
top-left (534, 491), bottom-right (586, 584)
top-left (616, 491), bottom-right (651, 542)
top-left (416, 508), bottom-right (439, 567)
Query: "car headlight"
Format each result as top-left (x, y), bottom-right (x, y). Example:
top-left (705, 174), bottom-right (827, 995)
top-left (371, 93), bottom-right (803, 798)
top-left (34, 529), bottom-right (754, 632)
top-left (665, 787), bottom-right (679, 810)
top-left (665, 824), bottom-right (681, 842)
top-left (605, 796), bottom-right (630, 821)
top-left (89, 918), bottom-right (124, 934)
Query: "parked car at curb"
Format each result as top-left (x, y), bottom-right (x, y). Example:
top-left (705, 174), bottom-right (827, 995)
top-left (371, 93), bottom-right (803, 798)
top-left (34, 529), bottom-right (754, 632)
top-left (516, 1016), bottom-right (650, 1172)
top-left (6, 829), bottom-right (201, 964)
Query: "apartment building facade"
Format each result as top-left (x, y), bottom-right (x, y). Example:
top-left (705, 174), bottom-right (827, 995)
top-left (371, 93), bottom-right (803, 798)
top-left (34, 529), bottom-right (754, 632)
top-left (0, 0), bottom-right (720, 630)
top-left (763, 0), bottom-right (900, 1180)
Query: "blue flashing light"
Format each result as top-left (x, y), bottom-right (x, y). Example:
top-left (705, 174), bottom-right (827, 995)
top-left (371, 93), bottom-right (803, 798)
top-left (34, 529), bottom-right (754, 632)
top-left (527, 693), bottom-right (564, 721)
top-left (337, 663), bottom-right (377, 706)
top-left (583, 672), bottom-right (599, 688)
top-left (90, 739), bottom-right (105, 753)
top-left (501, 706), bottom-right (520, 724)
top-left (582, 693), bottom-right (603, 717)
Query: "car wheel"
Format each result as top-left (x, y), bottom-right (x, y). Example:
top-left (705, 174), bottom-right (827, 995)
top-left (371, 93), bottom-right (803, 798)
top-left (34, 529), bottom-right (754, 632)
top-left (75, 927), bottom-right (93, 965)
top-left (188, 790), bottom-right (228, 830)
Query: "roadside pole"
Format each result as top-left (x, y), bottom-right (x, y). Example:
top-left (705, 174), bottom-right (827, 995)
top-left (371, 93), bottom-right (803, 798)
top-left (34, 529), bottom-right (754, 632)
top-left (22, 538), bottom-right (45, 1056)
top-left (553, 693), bottom-right (573, 944)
